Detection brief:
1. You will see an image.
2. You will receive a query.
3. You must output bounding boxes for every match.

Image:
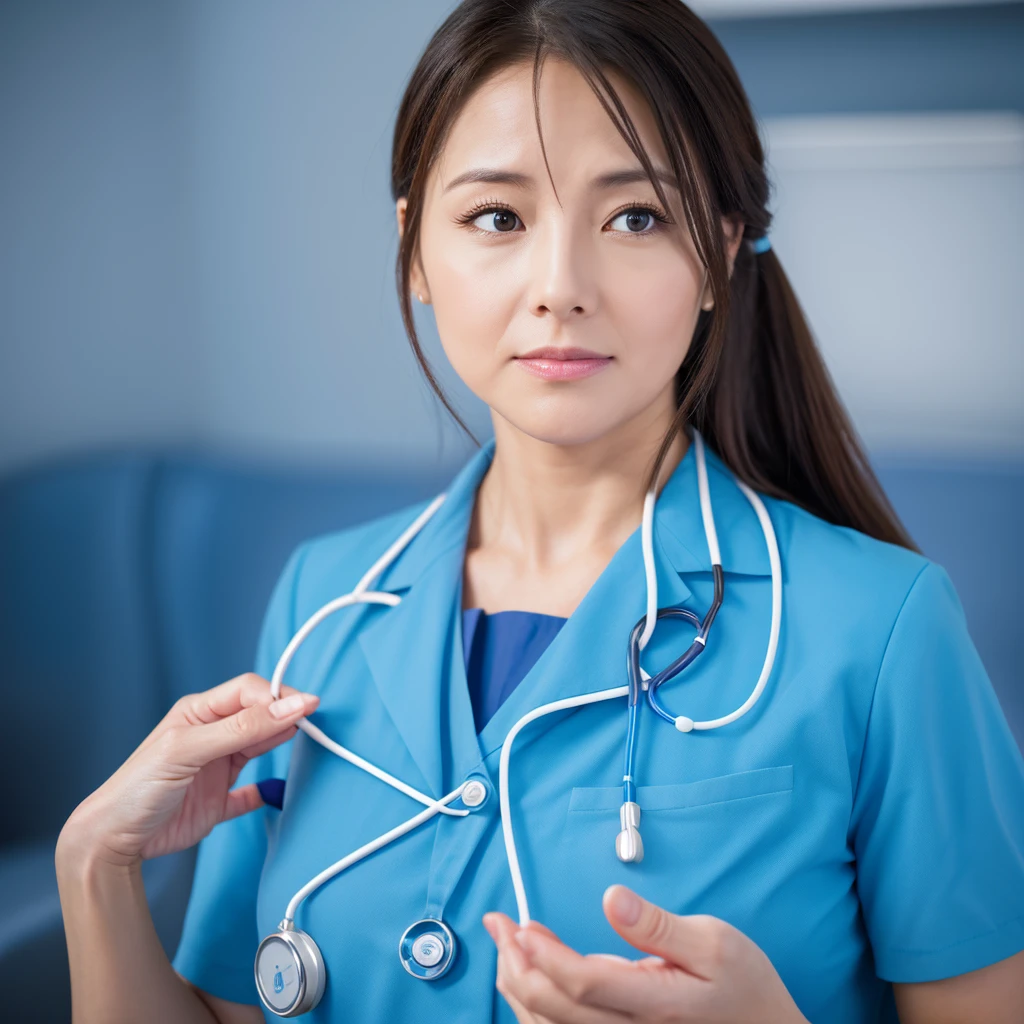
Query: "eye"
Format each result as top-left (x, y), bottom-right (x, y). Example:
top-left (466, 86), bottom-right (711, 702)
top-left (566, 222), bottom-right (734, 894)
top-left (606, 204), bottom-right (670, 236)
top-left (455, 199), bottom-right (671, 237)
top-left (458, 203), bottom-right (522, 234)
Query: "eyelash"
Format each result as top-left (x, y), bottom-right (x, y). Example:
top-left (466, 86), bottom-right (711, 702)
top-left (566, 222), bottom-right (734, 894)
top-left (455, 197), bottom-right (672, 237)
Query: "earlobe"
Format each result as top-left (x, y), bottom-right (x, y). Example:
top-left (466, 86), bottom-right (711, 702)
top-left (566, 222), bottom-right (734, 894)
top-left (700, 273), bottom-right (715, 312)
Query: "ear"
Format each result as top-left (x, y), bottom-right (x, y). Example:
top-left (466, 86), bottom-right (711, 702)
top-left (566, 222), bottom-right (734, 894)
top-left (396, 197), bottom-right (430, 304)
top-left (396, 196), bottom-right (409, 239)
top-left (723, 215), bottom-right (745, 279)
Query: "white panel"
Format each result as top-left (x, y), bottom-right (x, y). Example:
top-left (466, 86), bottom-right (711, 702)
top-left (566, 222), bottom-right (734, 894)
top-left (762, 111), bottom-right (1024, 456)
top-left (693, 0), bottom-right (1018, 19)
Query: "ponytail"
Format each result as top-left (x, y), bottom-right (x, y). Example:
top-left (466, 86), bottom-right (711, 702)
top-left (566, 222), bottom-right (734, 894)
top-left (689, 243), bottom-right (918, 551)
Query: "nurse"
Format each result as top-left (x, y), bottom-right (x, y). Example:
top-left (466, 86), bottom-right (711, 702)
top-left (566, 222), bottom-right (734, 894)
top-left (57, 0), bottom-right (1024, 1021)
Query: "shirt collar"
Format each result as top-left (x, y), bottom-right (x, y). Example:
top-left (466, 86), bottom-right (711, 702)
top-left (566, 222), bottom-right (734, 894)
top-left (380, 431), bottom-right (771, 595)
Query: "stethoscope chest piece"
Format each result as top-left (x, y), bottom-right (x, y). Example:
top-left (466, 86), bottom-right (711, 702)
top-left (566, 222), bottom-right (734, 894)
top-left (255, 925), bottom-right (327, 1017)
top-left (399, 918), bottom-right (457, 980)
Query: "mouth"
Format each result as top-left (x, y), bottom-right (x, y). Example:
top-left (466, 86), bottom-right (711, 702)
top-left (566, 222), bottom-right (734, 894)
top-left (514, 346), bottom-right (613, 382)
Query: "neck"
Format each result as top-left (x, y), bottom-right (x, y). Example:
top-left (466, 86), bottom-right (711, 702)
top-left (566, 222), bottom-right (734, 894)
top-left (472, 402), bottom-right (688, 574)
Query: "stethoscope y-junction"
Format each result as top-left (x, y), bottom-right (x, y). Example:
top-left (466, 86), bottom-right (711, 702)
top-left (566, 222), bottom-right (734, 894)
top-left (252, 429), bottom-right (782, 1016)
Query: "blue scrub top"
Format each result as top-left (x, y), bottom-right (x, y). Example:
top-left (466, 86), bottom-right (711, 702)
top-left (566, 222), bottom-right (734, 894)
top-left (172, 436), bottom-right (1024, 1023)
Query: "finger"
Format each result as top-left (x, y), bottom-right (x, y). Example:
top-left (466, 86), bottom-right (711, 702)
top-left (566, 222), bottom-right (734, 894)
top-left (484, 912), bottom-right (559, 943)
top-left (237, 723), bottom-right (300, 761)
top-left (516, 925), bottom-right (672, 1016)
top-left (489, 914), bottom-right (531, 973)
top-left (173, 674), bottom-right (310, 726)
top-left (492, 917), bottom-right (627, 1024)
top-left (225, 719), bottom-right (299, 789)
top-left (175, 692), bottom-right (319, 767)
top-left (502, 988), bottom-right (545, 1024)
top-left (223, 782), bottom-right (264, 821)
top-left (503, 988), bottom-right (549, 1024)
top-left (521, 919), bottom-right (561, 942)
top-left (603, 884), bottom-right (719, 980)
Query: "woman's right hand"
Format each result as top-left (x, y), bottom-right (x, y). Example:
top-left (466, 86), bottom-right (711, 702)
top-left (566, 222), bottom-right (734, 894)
top-left (57, 673), bottom-right (319, 869)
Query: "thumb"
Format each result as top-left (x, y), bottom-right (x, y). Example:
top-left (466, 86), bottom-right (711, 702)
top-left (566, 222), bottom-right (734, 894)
top-left (178, 692), bottom-right (319, 767)
top-left (602, 884), bottom-right (716, 980)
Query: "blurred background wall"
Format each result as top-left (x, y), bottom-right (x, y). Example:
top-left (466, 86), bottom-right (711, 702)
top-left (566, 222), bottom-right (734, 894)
top-left (1, 1), bottom-right (1021, 1018)
top-left (2, 0), bottom-right (1022, 477)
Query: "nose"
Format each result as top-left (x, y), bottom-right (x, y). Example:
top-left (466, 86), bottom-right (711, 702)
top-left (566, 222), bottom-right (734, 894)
top-left (525, 214), bottom-right (597, 322)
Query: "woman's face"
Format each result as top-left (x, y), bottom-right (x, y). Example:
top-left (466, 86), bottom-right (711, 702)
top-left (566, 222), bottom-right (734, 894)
top-left (397, 58), bottom-right (740, 448)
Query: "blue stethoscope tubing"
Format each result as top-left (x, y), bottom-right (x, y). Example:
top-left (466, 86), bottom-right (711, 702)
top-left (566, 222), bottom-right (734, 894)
top-left (614, 429), bottom-right (781, 863)
top-left (253, 427), bottom-right (782, 1015)
top-left (623, 567), bottom-right (722, 801)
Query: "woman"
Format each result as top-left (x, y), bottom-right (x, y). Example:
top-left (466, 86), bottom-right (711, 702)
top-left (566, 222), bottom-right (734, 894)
top-left (56, 1), bottom-right (1024, 1021)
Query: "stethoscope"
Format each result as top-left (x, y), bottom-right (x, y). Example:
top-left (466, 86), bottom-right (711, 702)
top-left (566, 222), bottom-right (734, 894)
top-left (253, 428), bottom-right (782, 1017)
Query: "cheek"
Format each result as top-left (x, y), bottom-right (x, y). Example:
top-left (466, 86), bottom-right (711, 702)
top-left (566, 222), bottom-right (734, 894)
top-left (425, 250), bottom-right (517, 396)
top-left (608, 262), bottom-right (701, 380)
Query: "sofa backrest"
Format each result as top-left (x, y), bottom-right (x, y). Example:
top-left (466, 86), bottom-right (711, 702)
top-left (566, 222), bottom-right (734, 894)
top-left (0, 456), bottom-right (165, 843)
top-left (1, 448), bottom-right (1019, 843)
top-left (0, 451), bottom-right (448, 842)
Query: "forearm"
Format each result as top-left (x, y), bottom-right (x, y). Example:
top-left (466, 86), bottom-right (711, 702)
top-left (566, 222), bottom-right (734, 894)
top-left (56, 830), bottom-right (218, 1024)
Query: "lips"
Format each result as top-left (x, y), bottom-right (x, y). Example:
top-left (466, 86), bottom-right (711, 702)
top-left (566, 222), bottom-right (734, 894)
top-left (514, 346), bottom-right (612, 382)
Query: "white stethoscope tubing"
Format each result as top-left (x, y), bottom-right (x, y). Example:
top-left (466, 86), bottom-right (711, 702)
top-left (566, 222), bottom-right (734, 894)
top-left (270, 588), bottom-right (468, 823)
top-left (267, 428), bottom-right (780, 930)
top-left (351, 492), bottom-right (447, 596)
top-left (498, 684), bottom-right (629, 926)
top-left (284, 781), bottom-right (469, 923)
top-left (694, 477), bottom-right (781, 730)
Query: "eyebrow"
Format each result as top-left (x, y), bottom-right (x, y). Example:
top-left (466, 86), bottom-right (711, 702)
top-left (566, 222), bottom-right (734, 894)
top-left (442, 166), bottom-right (680, 194)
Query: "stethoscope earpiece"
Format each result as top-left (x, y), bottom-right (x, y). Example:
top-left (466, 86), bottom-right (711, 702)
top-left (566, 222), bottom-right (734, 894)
top-left (615, 801), bottom-right (644, 863)
top-left (255, 924), bottom-right (327, 1017)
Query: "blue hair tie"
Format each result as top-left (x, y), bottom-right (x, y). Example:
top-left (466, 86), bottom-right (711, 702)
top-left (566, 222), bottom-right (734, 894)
top-left (752, 235), bottom-right (771, 255)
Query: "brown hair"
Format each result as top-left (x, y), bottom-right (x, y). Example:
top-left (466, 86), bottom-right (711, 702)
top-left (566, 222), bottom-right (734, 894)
top-left (390, 0), bottom-right (917, 550)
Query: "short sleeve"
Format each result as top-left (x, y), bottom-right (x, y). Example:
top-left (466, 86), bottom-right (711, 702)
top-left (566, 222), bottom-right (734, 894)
top-left (850, 561), bottom-right (1024, 983)
top-left (171, 541), bottom-right (310, 1004)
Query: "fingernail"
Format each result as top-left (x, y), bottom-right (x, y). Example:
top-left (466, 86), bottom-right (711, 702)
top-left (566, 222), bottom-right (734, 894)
top-left (269, 694), bottom-right (305, 719)
top-left (607, 885), bottom-right (642, 926)
top-left (482, 915), bottom-right (496, 940)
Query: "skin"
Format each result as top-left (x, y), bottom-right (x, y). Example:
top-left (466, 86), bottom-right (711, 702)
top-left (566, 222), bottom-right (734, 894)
top-left (54, 55), bottom-right (1023, 1024)
top-left (402, 58), bottom-right (727, 621)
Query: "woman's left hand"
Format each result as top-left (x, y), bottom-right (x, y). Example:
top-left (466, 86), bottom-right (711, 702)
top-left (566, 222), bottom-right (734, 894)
top-left (483, 884), bottom-right (809, 1024)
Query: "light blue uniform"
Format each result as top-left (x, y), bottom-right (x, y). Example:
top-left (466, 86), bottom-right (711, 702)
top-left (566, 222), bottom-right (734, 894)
top-left (173, 438), bottom-right (1024, 1023)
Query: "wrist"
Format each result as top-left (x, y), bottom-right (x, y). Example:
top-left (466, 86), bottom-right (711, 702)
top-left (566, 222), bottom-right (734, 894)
top-left (56, 800), bottom-right (142, 883)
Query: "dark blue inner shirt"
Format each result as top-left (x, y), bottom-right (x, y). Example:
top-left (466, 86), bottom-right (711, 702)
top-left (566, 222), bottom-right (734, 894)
top-left (462, 608), bottom-right (567, 733)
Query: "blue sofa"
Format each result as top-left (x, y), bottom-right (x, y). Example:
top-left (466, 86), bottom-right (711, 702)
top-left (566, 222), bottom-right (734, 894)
top-left (1, 448), bottom-right (1020, 1021)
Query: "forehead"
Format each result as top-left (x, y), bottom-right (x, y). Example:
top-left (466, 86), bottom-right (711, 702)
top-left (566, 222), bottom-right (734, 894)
top-left (432, 58), bottom-right (671, 193)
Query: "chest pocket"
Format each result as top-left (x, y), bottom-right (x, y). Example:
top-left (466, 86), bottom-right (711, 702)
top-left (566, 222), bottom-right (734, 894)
top-left (567, 764), bottom-right (794, 812)
top-left (552, 765), bottom-right (796, 923)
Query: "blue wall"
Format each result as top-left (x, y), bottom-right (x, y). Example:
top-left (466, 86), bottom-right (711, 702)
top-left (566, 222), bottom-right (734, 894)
top-left (1, 1), bottom-right (1021, 477)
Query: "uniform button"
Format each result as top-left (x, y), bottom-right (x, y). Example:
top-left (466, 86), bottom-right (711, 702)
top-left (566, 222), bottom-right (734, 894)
top-left (461, 778), bottom-right (489, 809)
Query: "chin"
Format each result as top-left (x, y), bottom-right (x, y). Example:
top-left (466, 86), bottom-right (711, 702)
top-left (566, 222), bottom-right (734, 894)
top-left (497, 402), bottom-right (633, 449)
